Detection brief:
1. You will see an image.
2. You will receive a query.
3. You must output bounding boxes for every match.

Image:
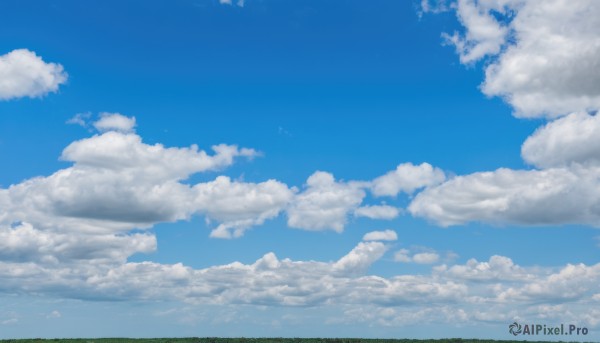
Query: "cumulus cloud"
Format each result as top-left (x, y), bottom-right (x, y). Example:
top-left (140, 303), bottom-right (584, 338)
top-left (354, 205), bottom-right (400, 220)
top-left (438, 0), bottom-right (600, 118)
top-left (6, 114), bottom-right (600, 327)
top-left (3, 114), bottom-right (433, 240)
top-left (436, 255), bottom-right (533, 282)
top-left (370, 163), bottom-right (445, 197)
top-left (0, 49), bottom-right (67, 100)
top-left (414, 2), bottom-right (600, 227)
top-left (442, 0), bottom-right (511, 64)
top-left (362, 230), bottom-right (398, 242)
top-left (1, 115), bottom-right (274, 240)
top-left (61, 131), bottom-right (257, 181)
top-left (409, 166), bottom-right (600, 226)
top-left (521, 111), bottom-right (600, 169)
top-left (93, 113), bottom-right (137, 133)
top-left (286, 172), bottom-right (366, 232)
top-left (497, 263), bottom-right (600, 303)
top-left (195, 176), bottom-right (294, 239)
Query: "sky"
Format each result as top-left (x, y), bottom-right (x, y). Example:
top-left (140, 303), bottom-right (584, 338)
top-left (1, 0), bottom-right (600, 340)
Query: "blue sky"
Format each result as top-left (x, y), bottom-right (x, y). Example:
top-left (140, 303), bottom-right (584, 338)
top-left (1, 0), bottom-right (600, 340)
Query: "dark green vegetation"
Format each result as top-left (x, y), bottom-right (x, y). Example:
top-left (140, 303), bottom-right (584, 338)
top-left (0, 339), bottom-right (592, 343)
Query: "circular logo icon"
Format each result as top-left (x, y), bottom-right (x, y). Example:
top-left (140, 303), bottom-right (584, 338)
top-left (509, 322), bottom-right (522, 336)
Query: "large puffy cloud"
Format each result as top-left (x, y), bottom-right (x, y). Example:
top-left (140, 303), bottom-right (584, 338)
top-left (6, 116), bottom-right (599, 328)
top-left (61, 131), bottom-right (258, 181)
top-left (0, 49), bottom-right (67, 100)
top-left (3, 114), bottom-right (439, 238)
top-left (407, 112), bottom-right (600, 227)
top-left (409, 165), bottom-right (600, 226)
top-left (195, 176), bottom-right (294, 239)
top-left (408, 117), bottom-right (600, 228)
top-left (413, 3), bottom-right (600, 227)
top-left (3, 131), bottom-right (261, 234)
top-left (522, 111), bottom-right (600, 169)
top-left (286, 172), bottom-right (366, 232)
top-left (435, 0), bottom-right (600, 118)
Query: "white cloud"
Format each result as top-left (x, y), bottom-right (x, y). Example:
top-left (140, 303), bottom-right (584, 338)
top-left (407, 115), bottom-right (600, 229)
top-left (1, 118), bottom-right (270, 239)
top-left (412, 252), bottom-right (440, 264)
top-left (66, 112), bottom-right (91, 127)
top-left (0, 49), bottom-right (67, 100)
top-left (0, 222), bottom-right (156, 265)
top-left (393, 249), bottom-right (412, 263)
top-left (194, 176), bottom-right (295, 239)
top-left (522, 112), bottom-right (600, 169)
top-left (362, 230), bottom-right (398, 242)
top-left (414, 3), bottom-right (600, 228)
top-left (442, 0), bottom-right (511, 63)
top-left (440, 0), bottom-right (600, 118)
top-left (61, 131), bottom-right (258, 181)
top-left (497, 263), bottom-right (600, 303)
top-left (436, 255), bottom-right (532, 282)
top-left (93, 113), bottom-right (137, 133)
top-left (394, 248), bottom-right (440, 264)
top-left (408, 116), bottom-right (600, 228)
top-left (5, 114), bottom-right (600, 327)
top-left (4, 115), bottom-right (425, 243)
top-left (354, 205), bottom-right (400, 220)
top-left (286, 172), bottom-right (366, 232)
top-left (333, 242), bottom-right (388, 276)
top-left (371, 162), bottom-right (445, 197)
top-left (0, 220), bottom-right (598, 327)
top-left (409, 165), bottom-right (600, 227)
